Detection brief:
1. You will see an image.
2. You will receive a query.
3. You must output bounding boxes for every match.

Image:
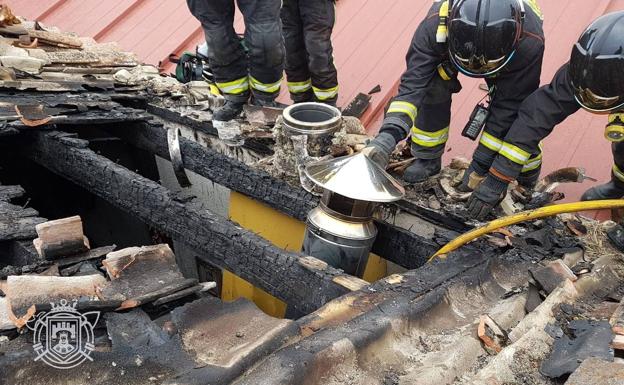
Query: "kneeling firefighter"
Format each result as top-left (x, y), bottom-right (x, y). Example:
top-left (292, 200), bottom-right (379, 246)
top-left (467, 11), bottom-right (624, 219)
top-left (186, 0), bottom-right (285, 121)
top-left (366, 0), bottom-right (545, 186)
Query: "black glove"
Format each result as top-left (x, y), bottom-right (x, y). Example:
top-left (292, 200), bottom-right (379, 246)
top-left (362, 131), bottom-right (397, 168)
top-left (466, 174), bottom-right (510, 220)
top-left (457, 160), bottom-right (489, 192)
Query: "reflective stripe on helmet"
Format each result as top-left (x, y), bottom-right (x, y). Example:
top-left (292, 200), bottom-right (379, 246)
top-left (411, 126), bottom-right (449, 147)
top-left (436, 0), bottom-right (450, 43)
top-left (388, 101), bottom-right (418, 124)
top-left (523, 0), bottom-right (543, 20)
top-left (216, 77), bottom-right (249, 95)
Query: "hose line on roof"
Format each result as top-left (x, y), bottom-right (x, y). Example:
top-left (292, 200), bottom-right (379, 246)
top-left (429, 199), bottom-right (624, 262)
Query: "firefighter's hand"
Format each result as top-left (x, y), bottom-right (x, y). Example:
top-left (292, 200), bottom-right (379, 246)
top-left (362, 131), bottom-right (397, 168)
top-left (466, 174), bottom-right (509, 220)
top-left (457, 161), bottom-right (488, 192)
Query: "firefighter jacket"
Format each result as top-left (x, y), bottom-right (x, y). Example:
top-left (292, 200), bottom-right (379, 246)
top-left (491, 63), bottom-right (624, 183)
top-left (379, 0), bottom-right (545, 156)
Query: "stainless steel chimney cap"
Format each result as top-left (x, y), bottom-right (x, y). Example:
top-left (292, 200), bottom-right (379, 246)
top-left (305, 152), bottom-right (405, 203)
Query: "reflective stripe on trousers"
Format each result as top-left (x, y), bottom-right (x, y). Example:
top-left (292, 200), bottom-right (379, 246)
top-left (411, 125), bottom-right (449, 148)
top-left (250, 76), bottom-right (282, 93)
top-left (313, 85), bottom-right (339, 101)
top-left (216, 76), bottom-right (250, 95)
top-left (288, 79), bottom-right (312, 94)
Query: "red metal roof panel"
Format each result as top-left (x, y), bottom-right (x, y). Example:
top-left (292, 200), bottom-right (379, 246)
top-left (5, 0), bottom-right (622, 207)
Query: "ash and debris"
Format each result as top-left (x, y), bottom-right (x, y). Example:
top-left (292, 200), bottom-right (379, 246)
top-left (256, 115), bottom-right (372, 192)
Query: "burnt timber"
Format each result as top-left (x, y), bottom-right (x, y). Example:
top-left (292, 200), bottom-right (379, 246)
top-left (3, 91), bottom-right (442, 269)
top-left (112, 119), bottom-right (440, 269)
top-left (23, 130), bottom-right (361, 316)
top-left (0, 185), bottom-right (46, 242)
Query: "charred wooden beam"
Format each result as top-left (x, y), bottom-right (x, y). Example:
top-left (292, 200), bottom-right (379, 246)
top-left (0, 186), bottom-right (25, 201)
top-left (24, 130), bottom-right (361, 316)
top-left (146, 104), bottom-right (273, 156)
top-left (113, 122), bottom-right (439, 268)
top-left (0, 187), bottom-right (47, 242)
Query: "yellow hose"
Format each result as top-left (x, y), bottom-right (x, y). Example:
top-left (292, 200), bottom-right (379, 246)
top-left (429, 199), bottom-right (624, 262)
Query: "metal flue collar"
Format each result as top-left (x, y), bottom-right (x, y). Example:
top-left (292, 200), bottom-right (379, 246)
top-left (305, 152), bottom-right (405, 203)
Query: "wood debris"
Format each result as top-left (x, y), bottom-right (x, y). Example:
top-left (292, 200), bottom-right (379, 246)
top-left (610, 298), bottom-right (624, 336)
top-left (477, 314), bottom-right (509, 354)
top-left (98, 244), bottom-right (195, 310)
top-left (33, 216), bottom-right (90, 259)
top-left (5, 274), bottom-right (107, 327)
top-left (0, 5), bottom-right (20, 28)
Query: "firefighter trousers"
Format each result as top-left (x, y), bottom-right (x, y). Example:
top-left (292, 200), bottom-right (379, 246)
top-left (187, 0), bottom-right (285, 102)
top-left (281, 0), bottom-right (338, 104)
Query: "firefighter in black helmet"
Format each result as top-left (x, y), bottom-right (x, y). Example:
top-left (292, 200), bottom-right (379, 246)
top-left (365, 0), bottom-right (545, 186)
top-left (467, 11), bottom-right (624, 219)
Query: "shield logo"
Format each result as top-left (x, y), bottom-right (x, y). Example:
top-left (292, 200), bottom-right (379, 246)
top-left (29, 299), bottom-right (100, 369)
top-left (47, 315), bottom-right (81, 360)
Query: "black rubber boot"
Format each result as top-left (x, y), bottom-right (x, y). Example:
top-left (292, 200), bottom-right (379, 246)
top-left (581, 180), bottom-right (624, 201)
top-left (213, 99), bottom-right (246, 121)
top-left (251, 96), bottom-right (288, 109)
top-left (292, 89), bottom-right (314, 104)
top-left (403, 157), bottom-right (442, 183)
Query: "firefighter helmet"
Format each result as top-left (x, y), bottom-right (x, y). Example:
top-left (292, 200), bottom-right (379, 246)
top-left (569, 11), bottom-right (624, 113)
top-left (448, 0), bottom-right (525, 77)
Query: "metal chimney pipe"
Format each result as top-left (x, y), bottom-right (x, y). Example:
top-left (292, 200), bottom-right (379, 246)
top-left (282, 102), bottom-right (342, 157)
top-left (303, 153), bottom-right (405, 277)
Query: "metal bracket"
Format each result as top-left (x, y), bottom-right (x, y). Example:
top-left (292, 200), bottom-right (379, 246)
top-left (167, 127), bottom-right (192, 188)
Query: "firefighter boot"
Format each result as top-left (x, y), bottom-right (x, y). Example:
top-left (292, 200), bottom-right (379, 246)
top-left (213, 99), bottom-right (246, 121)
top-left (403, 157), bottom-right (442, 184)
top-left (252, 94), bottom-right (288, 109)
top-left (581, 179), bottom-right (624, 201)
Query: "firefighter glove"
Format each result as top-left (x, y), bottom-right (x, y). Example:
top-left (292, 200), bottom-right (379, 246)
top-left (457, 160), bottom-right (489, 192)
top-left (466, 174), bottom-right (509, 220)
top-left (362, 131), bottom-right (397, 168)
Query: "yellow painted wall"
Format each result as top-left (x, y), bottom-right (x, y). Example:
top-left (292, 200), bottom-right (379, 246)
top-left (225, 192), bottom-right (387, 318)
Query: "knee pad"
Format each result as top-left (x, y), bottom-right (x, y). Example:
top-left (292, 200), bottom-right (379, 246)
top-left (246, 22), bottom-right (285, 68)
top-left (204, 27), bottom-right (243, 66)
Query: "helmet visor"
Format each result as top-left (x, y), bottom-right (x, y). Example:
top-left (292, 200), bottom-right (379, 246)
top-left (570, 42), bottom-right (624, 112)
top-left (573, 86), bottom-right (624, 112)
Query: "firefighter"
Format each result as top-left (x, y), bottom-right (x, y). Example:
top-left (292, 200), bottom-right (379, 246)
top-left (281, 0), bottom-right (339, 106)
top-left (467, 11), bottom-right (624, 219)
top-left (365, 0), bottom-right (545, 185)
top-left (186, 0), bottom-right (285, 121)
